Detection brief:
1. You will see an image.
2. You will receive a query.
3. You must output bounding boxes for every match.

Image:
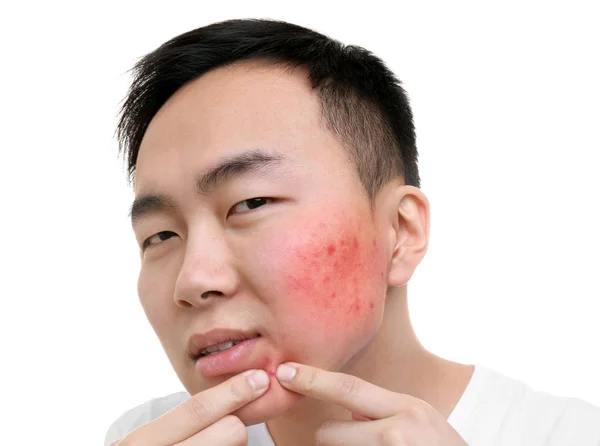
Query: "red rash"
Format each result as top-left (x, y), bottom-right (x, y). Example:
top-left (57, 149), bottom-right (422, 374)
top-left (262, 356), bottom-right (277, 377)
top-left (283, 220), bottom-right (381, 334)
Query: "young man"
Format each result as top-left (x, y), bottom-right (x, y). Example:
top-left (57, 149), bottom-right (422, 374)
top-left (105, 19), bottom-right (600, 446)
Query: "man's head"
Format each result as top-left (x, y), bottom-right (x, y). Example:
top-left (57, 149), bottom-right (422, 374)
top-left (119, 19), bottom-right (420, 195)
top-left (119, 19), bottom-right (429, 424)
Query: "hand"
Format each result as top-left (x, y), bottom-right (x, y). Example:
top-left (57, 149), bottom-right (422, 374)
top-left (275, 363), bottom-right (468, 445)
top-left (111, 369), bottom-right (270, 446)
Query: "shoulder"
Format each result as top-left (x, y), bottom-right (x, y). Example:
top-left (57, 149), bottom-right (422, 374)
top-left (542, 396), bottom-right (600, 445)
top-left (452, 365), bottom-right (600, 445)
top-left (103, 391), bottom-right (190, 446)
top-left (518, 392), bottom-right (600, 445)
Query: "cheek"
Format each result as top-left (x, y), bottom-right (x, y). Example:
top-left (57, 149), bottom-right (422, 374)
top-left (277, 219), bottom-right (385, 344)
top-left (137, 263), bottom-right (178, 330)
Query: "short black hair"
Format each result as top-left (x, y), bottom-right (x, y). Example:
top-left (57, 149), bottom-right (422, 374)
top-left (117, 19), bottom-right (420, 197)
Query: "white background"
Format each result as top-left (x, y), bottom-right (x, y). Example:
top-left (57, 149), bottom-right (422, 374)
top-left (1, 1), bottom-right (598, 444)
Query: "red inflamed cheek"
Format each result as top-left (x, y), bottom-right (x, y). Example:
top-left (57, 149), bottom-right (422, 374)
top-left (282, 220), bottom-right (381, 333)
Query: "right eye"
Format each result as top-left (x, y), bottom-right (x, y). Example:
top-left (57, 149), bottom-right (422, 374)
top-left (142, 231), bottom-right (177, 250)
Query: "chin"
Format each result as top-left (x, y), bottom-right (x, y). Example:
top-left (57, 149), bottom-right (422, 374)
top-left (232, 374), bottom-right (303, 426)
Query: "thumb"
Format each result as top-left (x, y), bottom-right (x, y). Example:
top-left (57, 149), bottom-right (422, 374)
top-left (351, 412), bottom-right (373, 421)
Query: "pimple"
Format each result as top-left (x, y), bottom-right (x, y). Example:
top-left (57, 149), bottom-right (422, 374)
top-left (327, 244), bottom-right (336, 255)
top-left (369, 301), bottom-right (374, 310)
top-left (323, 276), bottom-right (331, 284)
top-left (264, 357), bottom-right (277, 376)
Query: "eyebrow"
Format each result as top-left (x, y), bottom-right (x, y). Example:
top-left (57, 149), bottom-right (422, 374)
top-left (129, 149), bottom-right (285, 226)
top-left (196, 149), bottom-right (284, 195)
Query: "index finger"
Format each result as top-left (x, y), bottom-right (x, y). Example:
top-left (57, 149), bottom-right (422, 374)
top-left (276, 363), bottom-right (407, 419)
top-left (120, 369), bottom-right (270, 445)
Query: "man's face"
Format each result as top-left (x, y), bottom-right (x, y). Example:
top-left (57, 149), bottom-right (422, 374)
top-left (133, 62), bottom-right (391, 424)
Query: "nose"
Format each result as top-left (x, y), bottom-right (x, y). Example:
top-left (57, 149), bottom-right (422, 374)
top-left (174, 230), bottom-right (239, 308)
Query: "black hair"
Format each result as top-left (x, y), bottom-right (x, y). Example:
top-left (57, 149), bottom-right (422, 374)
top-left (117, 19), bottom-right (420, 197)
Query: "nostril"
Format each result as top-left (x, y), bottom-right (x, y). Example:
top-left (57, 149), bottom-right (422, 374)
top-left (200, 290), bottom-right (224, 299)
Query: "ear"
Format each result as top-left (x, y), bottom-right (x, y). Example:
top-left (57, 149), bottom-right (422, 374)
top-left (385, 185), bottom-right (430, 287)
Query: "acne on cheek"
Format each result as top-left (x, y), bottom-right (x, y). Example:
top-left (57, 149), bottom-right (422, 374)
top-left (283, 221), bottom-right (383, 331)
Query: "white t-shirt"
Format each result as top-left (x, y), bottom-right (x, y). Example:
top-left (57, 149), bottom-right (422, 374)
top-left (104, 365), bottom-right (600, 445)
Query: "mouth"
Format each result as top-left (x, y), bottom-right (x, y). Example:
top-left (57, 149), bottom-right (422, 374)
top-left (197, 335), bottom-right (261, 358)
top-left (194, 335), bottom-right (262, 377)
top-left (188, 329), bottom-right (261, 361)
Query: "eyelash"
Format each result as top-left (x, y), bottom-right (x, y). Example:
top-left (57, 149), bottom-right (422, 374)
top-left (141, 197), bottom-right (273, 250)
top-left (142, 231), bottom-right (176, 250)
top-left (227, 197), bottom-right (273, 216)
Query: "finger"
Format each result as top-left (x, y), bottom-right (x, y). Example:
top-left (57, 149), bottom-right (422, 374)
top-left (276, 363), bottom-right (407, 419)
top-left (318, 416), bottom-right (458, 446)
top-left (119, 369), bottom-right (269, 445)
top-left (350, 412), bottom-right (373, 421)
top-left (314, 419), bottom-right (385, 446)
top-left (177, 415), bottom-right (247, 446)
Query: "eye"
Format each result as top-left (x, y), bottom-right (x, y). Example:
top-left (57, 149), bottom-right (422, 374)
top-left (142, 231), bottom-right (177, 250)
top-left (228, 197), bottom-right (272, 216)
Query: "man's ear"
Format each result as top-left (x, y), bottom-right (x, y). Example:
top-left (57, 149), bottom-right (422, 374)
top-left (385, 185), bottom-right (430, 287)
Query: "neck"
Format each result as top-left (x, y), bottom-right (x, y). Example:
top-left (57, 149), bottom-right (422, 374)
top-left (266, 286), bottom-right (474, 446)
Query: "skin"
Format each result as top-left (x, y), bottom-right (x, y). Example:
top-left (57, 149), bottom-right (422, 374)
top-left (132, 60), bottom-right (473, 445)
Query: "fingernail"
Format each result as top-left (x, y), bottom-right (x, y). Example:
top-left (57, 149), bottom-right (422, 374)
top-left (247, 370), bottom-right (270, 391)
top-left (276, 364), bottom-right (297, 381)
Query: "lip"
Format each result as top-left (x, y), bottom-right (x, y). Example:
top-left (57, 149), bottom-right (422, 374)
top-left (195, 336), bottom-right (261, 377)
top-left (187, 328), bottom-right (261, 361)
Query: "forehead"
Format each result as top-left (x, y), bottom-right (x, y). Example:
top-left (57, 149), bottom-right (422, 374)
top-left (134, 60), bottom-right (350, 194)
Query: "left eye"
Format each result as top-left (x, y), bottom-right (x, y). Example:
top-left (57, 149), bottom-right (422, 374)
top-left (229, 197), bottom-right (272, 216)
